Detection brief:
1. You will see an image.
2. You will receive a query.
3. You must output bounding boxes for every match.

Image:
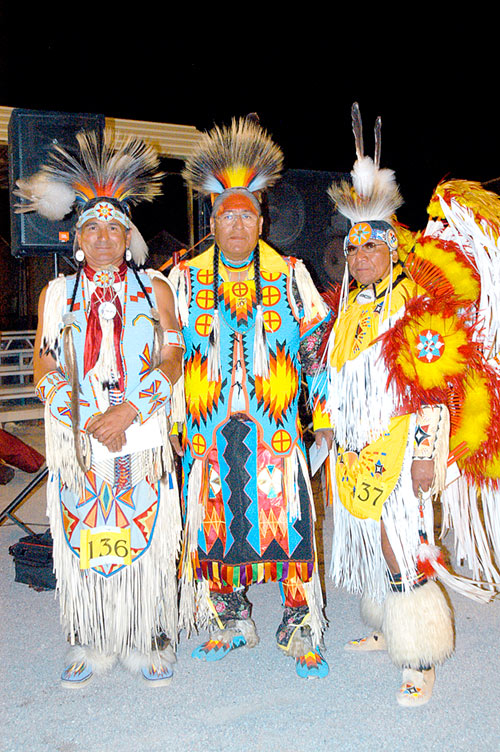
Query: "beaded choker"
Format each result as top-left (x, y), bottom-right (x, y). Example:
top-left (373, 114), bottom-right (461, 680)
top-left (220, 248), bottom-right (255, 269)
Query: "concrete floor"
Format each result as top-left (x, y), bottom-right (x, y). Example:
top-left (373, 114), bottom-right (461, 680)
top-left (1, 421), bottom-right (500, 752)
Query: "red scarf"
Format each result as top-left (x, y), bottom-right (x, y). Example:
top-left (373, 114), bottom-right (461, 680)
top-left (82, 262), bottom-right (128, 389)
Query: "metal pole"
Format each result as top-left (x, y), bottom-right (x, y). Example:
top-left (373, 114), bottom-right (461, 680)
top-left (0, 466), bottom-right (48, 535)
top-left (187, 185), bottom-right (194, 252)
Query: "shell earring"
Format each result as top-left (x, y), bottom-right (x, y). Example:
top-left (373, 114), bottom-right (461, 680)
top-left (75, 249), bottom-right (85, 262)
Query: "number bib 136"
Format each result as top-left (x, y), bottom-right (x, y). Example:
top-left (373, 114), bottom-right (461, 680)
top-left (80, 527), bottom-right (132, 570)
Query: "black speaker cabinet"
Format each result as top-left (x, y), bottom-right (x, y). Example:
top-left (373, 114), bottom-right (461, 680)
top-left (8, 108), bottom-right (105, 258)
top-left (265, 169), bottom-right (350, 289)
top-left (197, 169), bottom-right (350, 290)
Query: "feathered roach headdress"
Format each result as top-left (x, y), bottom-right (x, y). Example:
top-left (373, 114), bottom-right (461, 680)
top-left (182, 116), bottom-right (284, 380)
top-left (182, 116), bottom-right (283, 213)
top-left (14, 129), bottom-right (163, 266)
top-left (327, 103), bottom-right (404, 316)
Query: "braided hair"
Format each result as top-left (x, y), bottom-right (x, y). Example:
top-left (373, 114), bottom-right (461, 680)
top-left (210, 240), bottom-right (269, 378)
top-left (210, 244), bottom-right (221, 349)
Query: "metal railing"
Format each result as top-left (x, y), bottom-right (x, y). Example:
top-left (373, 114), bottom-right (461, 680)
top-left (0, 331), bottom-right (43, 422)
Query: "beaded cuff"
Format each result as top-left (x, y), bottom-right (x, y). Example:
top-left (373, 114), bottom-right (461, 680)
top-left (126, 367), bottom-right (172, 424)
top-left (35, 370), bottom-right (96, 430)
top-left (413, 405), bottom-right (447, 460)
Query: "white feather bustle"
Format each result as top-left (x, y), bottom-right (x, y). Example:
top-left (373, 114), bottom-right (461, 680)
top-left (436, 195), bottom-right (500, 356)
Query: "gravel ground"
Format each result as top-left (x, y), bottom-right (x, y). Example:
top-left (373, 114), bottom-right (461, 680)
top-left (1, 422), bottom-right (500, 752)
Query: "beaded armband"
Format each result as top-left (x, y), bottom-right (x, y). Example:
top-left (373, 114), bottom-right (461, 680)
top-left (164, 329), bottom-right (185, 350)
top-left (126, 367), bottom-right (172, 424)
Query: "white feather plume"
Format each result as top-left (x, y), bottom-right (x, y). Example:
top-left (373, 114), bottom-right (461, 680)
top-left (328, 104), bottom-right (403, 225)
top-left (129, 223), bottom-right (149, 267)
top-left (14, 173), bottom-right (75, 220)
top-left (351, 156), bottom-right (378, 199)
top-left (328, 162), bottom-right (403, 224)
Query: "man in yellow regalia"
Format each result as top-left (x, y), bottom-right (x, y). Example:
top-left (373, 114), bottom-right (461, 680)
top-left (315, 104), bottom-right (454, 706)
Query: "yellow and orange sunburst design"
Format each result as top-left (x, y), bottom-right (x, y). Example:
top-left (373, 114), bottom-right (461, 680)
top-left (398, 314), bottom-right (468, 389)
top-left (185, 348), bottom-right (223, 427)
top-left (311, 394), bottom-right (331, 431)
top-left (220, 281), bottom-right (256, 325)
top-left (253, 345), bottom-right (299, 424)
top-left (382, 297), bottom-right (480, 408)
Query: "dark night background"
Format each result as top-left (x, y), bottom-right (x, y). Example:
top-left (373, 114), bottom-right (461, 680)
top-left (0, 7), bottom-right (497, 326)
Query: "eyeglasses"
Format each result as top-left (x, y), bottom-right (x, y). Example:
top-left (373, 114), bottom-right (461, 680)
top-left (344, 241), bottom-right (388, 257)
top-left (216, 211), bottom-right (259, 227)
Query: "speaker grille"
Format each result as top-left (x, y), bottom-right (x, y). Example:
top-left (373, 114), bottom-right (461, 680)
top-left (9, 108), bottom-right (105, 257)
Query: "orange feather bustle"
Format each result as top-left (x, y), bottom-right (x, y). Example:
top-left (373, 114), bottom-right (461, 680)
top-left (380, 295), bottom-right (482, 413)
top-left (404, 235), bottom-right (480, 306)
top-left (451, 362), bottom-right (500, 485)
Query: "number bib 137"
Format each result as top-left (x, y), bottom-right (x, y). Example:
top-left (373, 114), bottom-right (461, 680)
top-left (80, 527), bottom-right (132, 570)
top-left (352, 476), bottom-right (387, 521)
